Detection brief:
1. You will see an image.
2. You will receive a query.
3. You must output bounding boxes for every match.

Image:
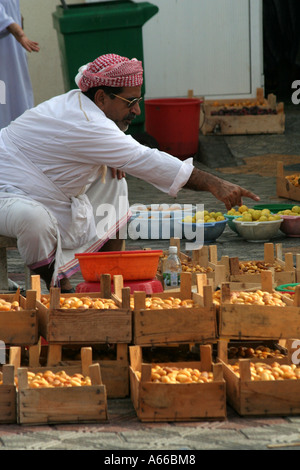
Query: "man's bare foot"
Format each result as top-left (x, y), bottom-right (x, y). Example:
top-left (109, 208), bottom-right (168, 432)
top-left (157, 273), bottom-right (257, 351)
top-left (60, 277), bottom-right (74, 292)
top-left (99, 237), bottom-right (125, 252)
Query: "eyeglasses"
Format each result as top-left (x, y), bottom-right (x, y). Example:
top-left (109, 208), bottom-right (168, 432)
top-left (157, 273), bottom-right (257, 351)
top-left (110, 93), bottom-right (143, 108)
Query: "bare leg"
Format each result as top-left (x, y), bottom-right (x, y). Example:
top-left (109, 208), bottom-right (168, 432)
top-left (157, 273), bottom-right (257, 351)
top-left (99, 235), bottom-right (125, 252)
top-left (59, 277), bottom-right (73, 291)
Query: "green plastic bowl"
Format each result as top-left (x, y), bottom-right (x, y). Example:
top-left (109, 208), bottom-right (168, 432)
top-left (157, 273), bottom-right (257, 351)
top-left (253, 204), bottom-right (295, 212)
top-left (275, 283), bottom-right (299, 293)
top-left (223, 214), bottom-right (241, 234)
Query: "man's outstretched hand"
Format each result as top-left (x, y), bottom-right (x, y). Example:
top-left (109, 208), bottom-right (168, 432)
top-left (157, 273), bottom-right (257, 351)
top-left (184, 168), bottom-right (260, 210)
top-left (207, 178), bottom-right (260, 210)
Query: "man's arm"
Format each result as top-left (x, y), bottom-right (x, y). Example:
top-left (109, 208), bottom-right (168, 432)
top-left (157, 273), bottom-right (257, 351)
top-left (7, 22), bottom-right (39, 53)
top-left (184, 167), bottom-right (260, 210)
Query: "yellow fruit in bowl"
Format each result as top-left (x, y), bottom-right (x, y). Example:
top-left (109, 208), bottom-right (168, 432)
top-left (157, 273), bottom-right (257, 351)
top-left (227, 208), bottom-right (237, 215)
top-left (195, 211), bottom-right (204, 221)
top-left (238, 205), bottom-right (248, 213)
top-left (183, 215), bottom-right (194, 223)
top-left (242, 213), bottom-right (252, 222)
top-left (197, 209), bottom-right (227, 224)
top-left (261, 208), bottom-right (271, 216)
top-left (252, 210), bottom-right (262, 221)
top-left (292, 206), bottom-right (300, 214)
top-left (277, 209), bottom-right (300, 216)
top-left (258, 215), bottom-right (268, 221)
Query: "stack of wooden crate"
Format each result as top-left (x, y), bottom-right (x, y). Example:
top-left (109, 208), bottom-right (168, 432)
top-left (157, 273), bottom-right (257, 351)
top-left (1, 237), bottom-right (300, 424)
top-left (214, 276), bottom-right (300, 416)
top-left (0, 289), bottom-right (38, 424)
top-left (127, 271), bottom-right (226, 421)
top-left (34, 274), bottom-right (131, 400)
top-left (0, 274), bottom-right (132, 425)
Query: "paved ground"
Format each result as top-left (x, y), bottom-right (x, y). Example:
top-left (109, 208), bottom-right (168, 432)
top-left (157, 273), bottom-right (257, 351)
top-left (3, 101), bottom-right (300, 451)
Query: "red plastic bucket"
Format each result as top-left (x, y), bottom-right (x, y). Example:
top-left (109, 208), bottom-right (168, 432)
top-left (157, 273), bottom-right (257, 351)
top-left (145, 98), bottom-right (202, 160)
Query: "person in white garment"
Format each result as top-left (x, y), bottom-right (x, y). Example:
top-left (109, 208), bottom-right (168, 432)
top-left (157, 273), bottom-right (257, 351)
top-left (0, 53), bottom-right (259, 292)
top-left (0, 0), bottom-right (39, 129)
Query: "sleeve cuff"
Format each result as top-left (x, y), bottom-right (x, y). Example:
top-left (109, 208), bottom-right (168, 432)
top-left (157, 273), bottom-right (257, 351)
top-left (0, 18), bottom-right (14, 35)
top-left (168, 157), bottom-right (194, 197)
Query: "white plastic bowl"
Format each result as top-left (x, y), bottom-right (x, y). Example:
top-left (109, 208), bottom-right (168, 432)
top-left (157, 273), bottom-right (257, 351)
top-left (128, 204), bottom-right (196, 239)
top-left (233, 218), bottom-right (283, 242)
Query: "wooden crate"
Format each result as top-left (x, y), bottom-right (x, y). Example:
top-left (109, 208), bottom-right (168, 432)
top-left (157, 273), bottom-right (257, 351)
top-left (200, 88), bottom-right (285, 135)
top-left (277, 161), bottom-right (300, 201)
top-left (0, 290), bottom-right (38, 346)
top-left (0, 365), bottom-right (16, 424)
top-left (227, 243), bottom-right (295, 286)
top-left (33, 274), bottom-right (132, 344)
top-left (16, 347), bottom-right (108, 425)
top-left (217, 272), bottom-right (300, 340)
top-left (157, 239), bottom-right (229, 289)
top-left (220, 339), bottom-right (300, 416)
top-left (217, 338), bottom-right (288, 365)
top-left (129, 344), bottom-right (226, 422)
top-left (10, 341), bottom-right (129, 399)
top-left (30, 274), bottom-right (131, 398)
top-left (131, 272), bottom-right (217, 346)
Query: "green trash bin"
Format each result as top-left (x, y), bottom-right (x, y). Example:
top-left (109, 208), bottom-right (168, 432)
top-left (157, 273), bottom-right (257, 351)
top-left (53, 1), bottom-right (159, 135)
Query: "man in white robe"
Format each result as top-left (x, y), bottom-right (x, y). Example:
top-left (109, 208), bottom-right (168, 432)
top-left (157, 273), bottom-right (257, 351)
top-left (0, 53), bottom-right (259, 292)
top-left (0, 0), bottom-right (39, 129)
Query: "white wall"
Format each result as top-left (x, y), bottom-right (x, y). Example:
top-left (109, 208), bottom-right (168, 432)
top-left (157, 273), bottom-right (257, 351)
top-left (135, 0), bottom-right (264, 100)
top-left (20, 0), bottom-right (82, 105)
top-left (20, 0), bottom-right (263, 105)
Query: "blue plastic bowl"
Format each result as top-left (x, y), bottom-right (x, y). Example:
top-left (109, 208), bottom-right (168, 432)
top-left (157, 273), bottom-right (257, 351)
top-left (178, 218), bottom-right (228, 243)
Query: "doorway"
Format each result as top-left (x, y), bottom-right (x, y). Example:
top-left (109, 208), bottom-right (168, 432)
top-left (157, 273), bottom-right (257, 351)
top-left (263, 0), bottom-right (300, 100)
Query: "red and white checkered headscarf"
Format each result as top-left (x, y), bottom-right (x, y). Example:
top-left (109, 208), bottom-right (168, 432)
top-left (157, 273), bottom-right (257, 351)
top-left (75, 53), bottom-right (143, 91)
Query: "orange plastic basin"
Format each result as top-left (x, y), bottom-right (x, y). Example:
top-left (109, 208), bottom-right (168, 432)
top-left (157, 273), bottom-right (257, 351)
top-left (75, 250), bottom-right (163, 282)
